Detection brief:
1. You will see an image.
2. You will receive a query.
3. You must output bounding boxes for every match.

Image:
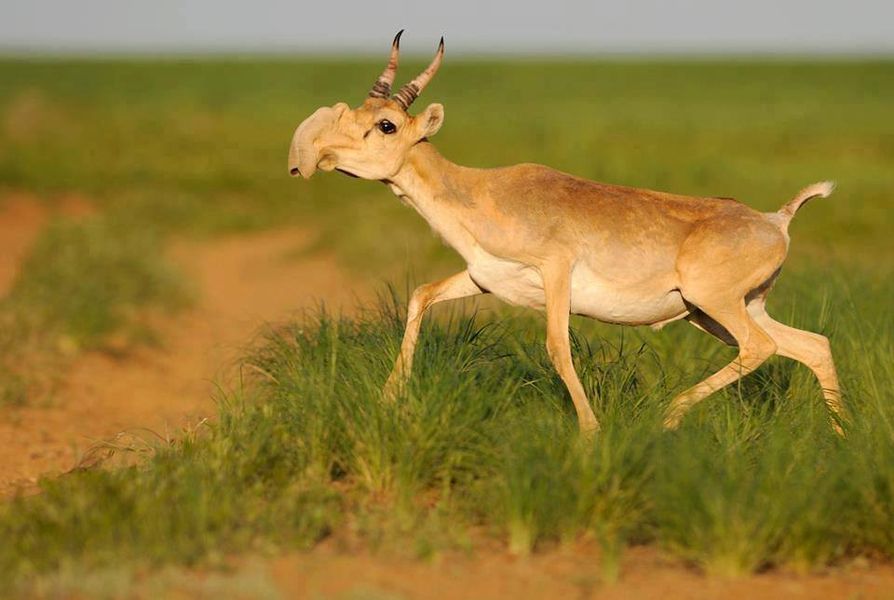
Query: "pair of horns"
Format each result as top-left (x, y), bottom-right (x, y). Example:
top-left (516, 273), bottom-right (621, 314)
top-left (368, 30), bottom-right (444, 111)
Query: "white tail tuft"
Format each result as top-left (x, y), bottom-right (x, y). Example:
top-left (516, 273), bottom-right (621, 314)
top-left (776, 181), bottom-right (835, 231)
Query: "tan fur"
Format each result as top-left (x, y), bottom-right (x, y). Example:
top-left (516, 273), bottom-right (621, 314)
top-left (288, 36), bottom-right (845, 435)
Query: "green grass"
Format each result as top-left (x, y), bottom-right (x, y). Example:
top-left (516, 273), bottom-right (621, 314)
top-left (1, 268), bottom-right (892, 591)
top-left (0, 57), bottom-right (892, 590)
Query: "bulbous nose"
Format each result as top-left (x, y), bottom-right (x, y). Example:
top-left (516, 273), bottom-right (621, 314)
top-left (289, 167), bottom-right (300, 177)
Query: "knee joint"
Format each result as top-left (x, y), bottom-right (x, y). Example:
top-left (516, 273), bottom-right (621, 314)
top-left (753, 339), bottom-right (777, 362)
top-left (807, 334), bottom-right (835, 369)
top-left (545, 338), bottom-right (573, 372)
top-left (743, 332), bottom-right (776, 365)
top-left (407, 286), bottom-right (434, 322)
top-left (816, 334), bottom-right (833, 357)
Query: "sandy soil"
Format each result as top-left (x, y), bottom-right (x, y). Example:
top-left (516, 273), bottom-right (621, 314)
top-left (268, 543), bottom-right (894, 600)
top-left (2, 195), bottom-right (893, 599)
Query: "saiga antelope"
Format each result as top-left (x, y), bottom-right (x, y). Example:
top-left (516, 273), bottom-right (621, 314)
top-left (288, 32), bottom-right (845, 434)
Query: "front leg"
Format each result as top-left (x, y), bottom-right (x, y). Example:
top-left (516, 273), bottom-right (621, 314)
top-left (384, 270), bottom-right (485, 398)
top-left (542, 263), bottom-right (600, 434)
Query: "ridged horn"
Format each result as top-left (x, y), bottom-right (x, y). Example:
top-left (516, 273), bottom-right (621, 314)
top-left (368, 30), bottom-right (403, 99)
top-left (392, 37), bottom-right (444, 111)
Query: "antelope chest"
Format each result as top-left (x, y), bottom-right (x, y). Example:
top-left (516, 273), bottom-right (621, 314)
top-left (466, 249), bottom-right (687, 326)
top-left (467, 254), bottom-right (546, 310)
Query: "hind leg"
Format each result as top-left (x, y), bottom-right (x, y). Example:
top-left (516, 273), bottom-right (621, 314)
top-left (666, 214), bottom-right (789, 429)
top-left (748, 301), bottom-right (845, 435)
top-left (664, 299), bottom-right (777, 429)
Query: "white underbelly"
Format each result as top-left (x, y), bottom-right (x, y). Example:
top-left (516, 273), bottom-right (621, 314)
top-left (569, 264), bottom-right (686, 325)
top-left (467, 254), bottom-right (686, 326)
top-left (468, 256), bottom-right (546, 311)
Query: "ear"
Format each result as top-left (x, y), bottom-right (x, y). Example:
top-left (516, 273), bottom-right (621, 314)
top-left (415, 103), bottom-right (445, 139)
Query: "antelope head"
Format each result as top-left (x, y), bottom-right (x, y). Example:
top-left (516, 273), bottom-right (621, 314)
top-left (288, 31), bottom-right (446, 181)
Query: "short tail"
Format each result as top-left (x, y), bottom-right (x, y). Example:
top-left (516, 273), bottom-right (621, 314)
top-left (776, 181), bottom-right (835, 232)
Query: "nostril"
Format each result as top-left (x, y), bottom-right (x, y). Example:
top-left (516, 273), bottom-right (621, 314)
top-left (289, 167), bottom-right (299, 177)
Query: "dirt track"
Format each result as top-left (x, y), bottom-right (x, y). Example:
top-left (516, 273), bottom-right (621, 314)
top-left (0, 196), bottom-right (359, 496)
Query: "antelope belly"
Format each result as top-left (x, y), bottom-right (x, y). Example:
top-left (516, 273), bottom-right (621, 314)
top-left (468, 256), bottom-right (546, 310)
top-left (467, 255), bottom-right (686, 326)
top-left (569, 264), bottom-right (686, 325)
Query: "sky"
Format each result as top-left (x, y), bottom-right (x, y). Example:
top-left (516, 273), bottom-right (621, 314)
top-left (1, 0), bottom-right (893, 55)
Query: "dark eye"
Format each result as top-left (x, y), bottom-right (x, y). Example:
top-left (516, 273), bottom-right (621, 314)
top-left (378, 119), bottom-right (397, 134)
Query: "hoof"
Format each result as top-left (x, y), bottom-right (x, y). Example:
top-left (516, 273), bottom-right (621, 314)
top-left (381, 375), bottom-right (405, 402)
top-left (663, 399), bottom-right (690, 431)
top-left (579, 422), bottom-right (600, 440)
top-left (831, 419), bottom-right (846, 438)
top-left (662, 414), bottom-right (682, 431)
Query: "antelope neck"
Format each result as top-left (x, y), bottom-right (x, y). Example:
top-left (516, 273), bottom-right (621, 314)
top-left (386, 142), bottom-right (476, 210)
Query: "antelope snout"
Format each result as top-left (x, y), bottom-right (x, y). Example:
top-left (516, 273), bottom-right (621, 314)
top-left (288, 104), bottom-right (348, 180)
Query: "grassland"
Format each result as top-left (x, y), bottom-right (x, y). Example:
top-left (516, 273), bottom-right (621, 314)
top-left (0, 57), bottom-right (892, 591)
